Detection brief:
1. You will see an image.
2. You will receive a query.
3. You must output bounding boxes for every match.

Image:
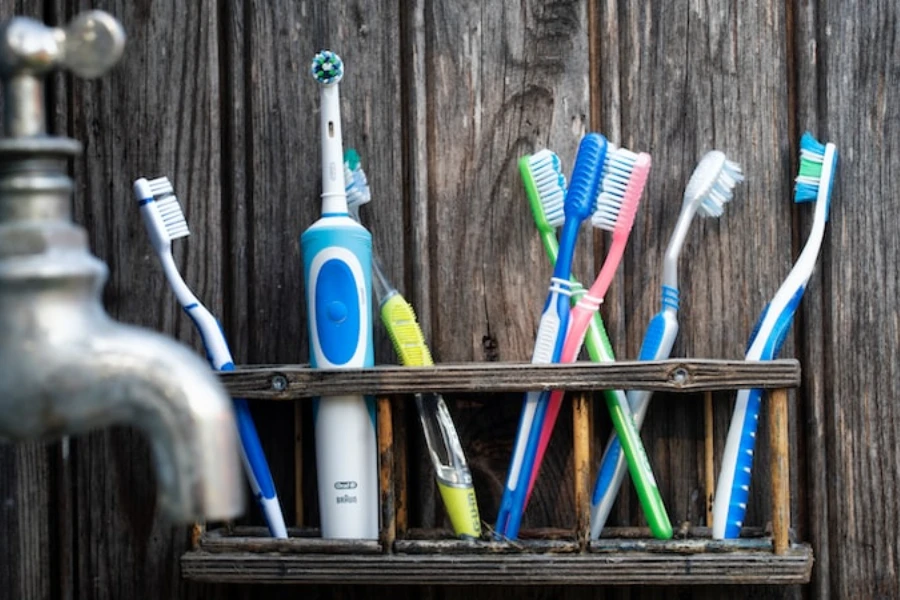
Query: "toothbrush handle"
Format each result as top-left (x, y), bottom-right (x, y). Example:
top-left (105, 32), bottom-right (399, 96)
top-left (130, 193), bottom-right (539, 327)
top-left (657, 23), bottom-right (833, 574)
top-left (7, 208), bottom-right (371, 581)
top-left (380, 293), bottom-right (482, 538)
top-left (713, 291), bottom-right (800, 538)
top-left (713, 387), bottom-right (763, 538)
top-left (185, 304), bottom-right (288, 538)
top-left (494, 282), bottom-right (570, 539)
top-left (590, 296), bottom-right (680, 538)
top-left (301, 219), bottom-right (378, 539)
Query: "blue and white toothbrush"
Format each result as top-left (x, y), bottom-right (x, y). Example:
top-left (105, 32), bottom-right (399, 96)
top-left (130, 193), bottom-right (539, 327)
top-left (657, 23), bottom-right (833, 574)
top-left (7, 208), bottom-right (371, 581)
top-left (589, 151), bottom-right (743, 539)
top-left (133, 176), bottom-right (288, 538)
top-left (495, 133), bottom-right (608, 539)
top-left (712, 132), bottom-right (837, 538)
top-left (300, 50), bottom-right (378, 539)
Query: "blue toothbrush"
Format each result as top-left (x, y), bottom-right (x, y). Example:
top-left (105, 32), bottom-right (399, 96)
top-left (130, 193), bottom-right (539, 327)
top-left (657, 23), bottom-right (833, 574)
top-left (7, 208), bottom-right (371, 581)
top-left (300, 50), bottom-right (379, 539)
top-left (712, 132), bottom-right (837, 538)
top-left (495, 133), bottom-right (608, 539)
top-left (133, 176), bottom-right (288, 538)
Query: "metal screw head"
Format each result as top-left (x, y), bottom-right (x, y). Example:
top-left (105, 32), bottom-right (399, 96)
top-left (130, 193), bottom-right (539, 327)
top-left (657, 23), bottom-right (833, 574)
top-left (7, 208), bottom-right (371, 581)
top-left (271, 374), bottom-right (288, 392)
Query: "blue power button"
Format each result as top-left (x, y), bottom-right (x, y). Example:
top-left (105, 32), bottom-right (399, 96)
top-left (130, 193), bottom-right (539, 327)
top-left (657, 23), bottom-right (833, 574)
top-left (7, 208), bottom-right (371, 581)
top-left (315, 258), bottom-right (361, 365)
top-left (327, 301), bottom-right (348, 323)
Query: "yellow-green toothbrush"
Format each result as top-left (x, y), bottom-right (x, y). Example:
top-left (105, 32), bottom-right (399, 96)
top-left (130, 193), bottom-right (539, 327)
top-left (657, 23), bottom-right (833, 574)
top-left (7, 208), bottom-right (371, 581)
top-left (345, 149), bottom-right (482, 538)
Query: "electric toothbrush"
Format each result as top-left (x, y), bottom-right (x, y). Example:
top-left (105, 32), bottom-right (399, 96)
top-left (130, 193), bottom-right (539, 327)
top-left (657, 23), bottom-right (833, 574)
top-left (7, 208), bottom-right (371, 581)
top-left (301, 50), bottom-right (378, 539)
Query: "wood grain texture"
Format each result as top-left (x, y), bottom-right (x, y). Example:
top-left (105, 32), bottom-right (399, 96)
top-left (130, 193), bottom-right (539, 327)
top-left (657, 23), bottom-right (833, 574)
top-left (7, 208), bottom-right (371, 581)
top-left (220, 359), bottom-right (801, 398)
top-left (180, 546), bottom-right (813, 586)
top-left (2, 0), bottom-right (896, 597)
top-left (59, 2), bottom-right (225, 599)
top-left (595, 9), bottom-right (799, 595)
top-left (813, 2), bottom-right (900, 598)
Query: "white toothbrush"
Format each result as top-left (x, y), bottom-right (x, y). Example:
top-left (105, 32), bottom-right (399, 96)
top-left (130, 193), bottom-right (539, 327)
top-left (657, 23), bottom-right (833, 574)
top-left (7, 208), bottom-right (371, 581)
top-left (133, 176), bottom-right (288, 538)
top-left (588, 151), bottom-right (743, 538)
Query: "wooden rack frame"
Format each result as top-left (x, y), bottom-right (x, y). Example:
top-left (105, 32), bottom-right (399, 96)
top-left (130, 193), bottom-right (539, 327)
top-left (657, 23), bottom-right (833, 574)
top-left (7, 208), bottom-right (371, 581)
top-left (180, 359), bottom-right (813, 586)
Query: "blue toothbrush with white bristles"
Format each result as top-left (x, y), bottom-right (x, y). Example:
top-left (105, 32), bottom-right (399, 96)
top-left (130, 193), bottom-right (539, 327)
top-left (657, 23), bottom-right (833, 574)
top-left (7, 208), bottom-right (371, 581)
top-left (133, 176), bottom-right (288, 538)
top-left (590, 151), bottom-right (744, 538)
top-left (300, 50), bottom-right (379, 539)
top-left (495, 133), bottom-right (608, 539)
top-left (712, 132), bottom-right (837, 538)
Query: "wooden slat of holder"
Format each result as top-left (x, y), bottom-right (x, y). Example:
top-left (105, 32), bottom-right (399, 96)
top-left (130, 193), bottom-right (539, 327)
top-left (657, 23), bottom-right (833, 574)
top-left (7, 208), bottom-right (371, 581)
top-left (181, 359), bottom-right (810, 585)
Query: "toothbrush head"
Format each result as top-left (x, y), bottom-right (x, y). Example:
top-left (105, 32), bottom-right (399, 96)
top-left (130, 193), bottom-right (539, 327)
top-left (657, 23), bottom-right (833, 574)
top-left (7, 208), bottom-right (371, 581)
top-left (344, 148), bottom-right (371, 212)
top-left (132, 176), bottom-right (190, 253)
top-left (682, 150), bottom-right (744, 218)
top-left (795, 132), bottom-right (837, 220)
top-left (311, 50), bottom-right (343, 85)
top-left (519, 149), bottom-right (566, 235)
top-left (591, 148), bottom-right (651, 236)
top-left (565, 133), bottom-right (609, 220)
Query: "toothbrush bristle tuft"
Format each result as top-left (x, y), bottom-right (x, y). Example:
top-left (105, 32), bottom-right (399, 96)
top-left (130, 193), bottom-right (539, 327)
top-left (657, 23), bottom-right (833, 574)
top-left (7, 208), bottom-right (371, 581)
top-left (154, 194), bottom-right (190, 240)
top-left (147, 176), bottom-right (173, 198)
top-left (591, 148), bottom-right (650, 233)
top-left (794, 132), bottom-right (832, 203)
top-left (311, 50), bottom-right (344, 85)
top-left (344, 160), bottom-right (371, 210)
top-left (699, 158), bottom-right (743, 218)
top-left (528, 150), bottom-right (566, 228)
top-left (683, 151), bottom-right (744, 218)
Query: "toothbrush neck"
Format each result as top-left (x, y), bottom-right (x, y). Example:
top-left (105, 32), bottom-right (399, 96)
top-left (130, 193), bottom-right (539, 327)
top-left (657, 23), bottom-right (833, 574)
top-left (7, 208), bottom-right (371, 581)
top-left (552, 220), bottom-right (580, 279)
top-left (662, 208), bottom-right (695, 290)
top-left (319, 83), bottom-right (345, 201)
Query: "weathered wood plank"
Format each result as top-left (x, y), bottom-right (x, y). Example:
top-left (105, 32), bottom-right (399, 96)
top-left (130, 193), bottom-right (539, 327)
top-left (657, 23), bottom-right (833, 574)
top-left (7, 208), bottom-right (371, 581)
top-left (812, 2), bottom-right (900, 599)
top-left (180, 545), bottom-right (813, 586)
top-left (417, 0), bottom-right (593, 538)
top-left (220, 359), bottom-right (801, 398)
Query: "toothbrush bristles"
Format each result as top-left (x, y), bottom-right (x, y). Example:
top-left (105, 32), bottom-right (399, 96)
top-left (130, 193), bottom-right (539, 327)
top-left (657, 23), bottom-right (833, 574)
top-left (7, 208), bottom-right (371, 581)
top-left (699, 158), bottom-right (743, 218)
top-left (156, 195), bottom-right (190, 240)
top-left (529, 150), bottom-right (566, 228)
top-left (344, 157), bottom-right (371, 211)
top-left (591, 148), bottom-right (649, 233)
top-left (147, 176), bottom-right (173, 197)
top-left (311, 50), bottom-right (344, 85)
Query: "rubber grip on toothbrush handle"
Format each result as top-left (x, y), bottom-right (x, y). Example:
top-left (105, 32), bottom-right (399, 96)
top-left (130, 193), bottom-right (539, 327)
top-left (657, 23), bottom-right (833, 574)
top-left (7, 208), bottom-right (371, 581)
top-left (713, 387), bottom-right (763, 538)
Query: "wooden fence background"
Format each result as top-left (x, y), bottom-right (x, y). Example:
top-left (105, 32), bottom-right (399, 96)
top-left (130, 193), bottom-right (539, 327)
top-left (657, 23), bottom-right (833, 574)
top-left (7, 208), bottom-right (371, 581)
top-left (0, 0), bottom-right (897, 598)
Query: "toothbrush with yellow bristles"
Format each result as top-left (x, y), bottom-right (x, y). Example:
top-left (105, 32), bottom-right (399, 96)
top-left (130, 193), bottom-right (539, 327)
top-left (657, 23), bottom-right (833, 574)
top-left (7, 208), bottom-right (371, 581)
top-left (344, 149), bottom-right (482, 538)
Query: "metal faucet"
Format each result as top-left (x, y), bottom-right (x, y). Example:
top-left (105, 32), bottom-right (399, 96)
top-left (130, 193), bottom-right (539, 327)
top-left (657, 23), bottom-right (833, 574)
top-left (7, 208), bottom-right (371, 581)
top-left (0, 11), bottom-right (244, 522)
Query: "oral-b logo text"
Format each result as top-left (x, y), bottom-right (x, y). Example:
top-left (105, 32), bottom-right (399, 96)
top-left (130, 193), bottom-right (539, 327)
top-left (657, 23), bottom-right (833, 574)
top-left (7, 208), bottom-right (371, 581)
top-left (334, 481), bottom-right (358, 490)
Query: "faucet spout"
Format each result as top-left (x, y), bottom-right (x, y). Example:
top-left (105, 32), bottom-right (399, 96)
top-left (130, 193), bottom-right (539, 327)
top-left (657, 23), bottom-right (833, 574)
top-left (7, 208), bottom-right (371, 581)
top-left (0, 10), bottom-right (245, 523)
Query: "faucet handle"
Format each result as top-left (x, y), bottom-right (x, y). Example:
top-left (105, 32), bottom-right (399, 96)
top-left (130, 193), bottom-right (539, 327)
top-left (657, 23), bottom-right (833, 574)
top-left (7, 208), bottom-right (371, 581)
top-left (0, 11), bottom-right (124, 138)
top-left (0, 10), bottom-right (124, 79)
top-left (59, 11), bottom-right (126, 79)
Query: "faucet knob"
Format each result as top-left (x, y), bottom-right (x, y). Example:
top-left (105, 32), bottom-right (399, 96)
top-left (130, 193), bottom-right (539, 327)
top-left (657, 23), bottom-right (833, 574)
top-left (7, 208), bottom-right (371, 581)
top-left (0, 11), bottom-right (124, 138)
top-left (0, 11), bottom-right (124, 79)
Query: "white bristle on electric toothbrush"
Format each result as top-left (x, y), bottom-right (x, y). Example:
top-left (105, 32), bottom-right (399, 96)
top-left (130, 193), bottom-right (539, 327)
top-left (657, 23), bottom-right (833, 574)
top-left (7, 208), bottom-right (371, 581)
top-left (301, 50), bottom-right (378, 539)
top-left (132, 176), bottom-right (288, 539)
top-left (589, 151), bottom-right (743, 539)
